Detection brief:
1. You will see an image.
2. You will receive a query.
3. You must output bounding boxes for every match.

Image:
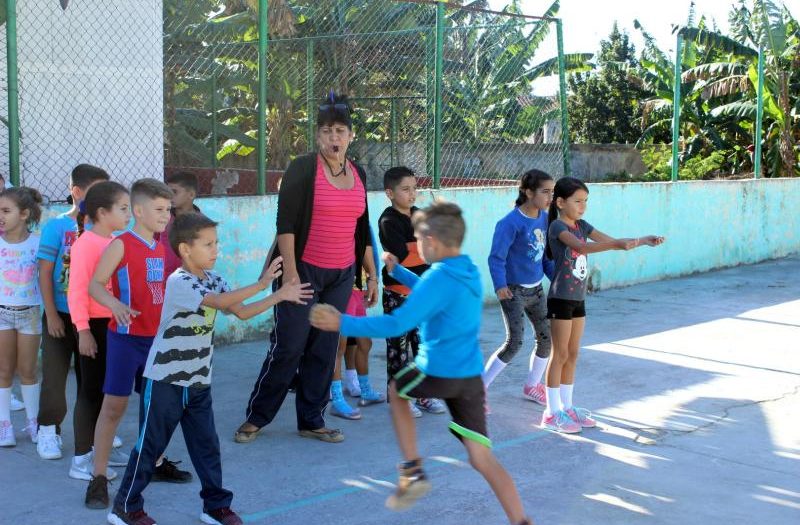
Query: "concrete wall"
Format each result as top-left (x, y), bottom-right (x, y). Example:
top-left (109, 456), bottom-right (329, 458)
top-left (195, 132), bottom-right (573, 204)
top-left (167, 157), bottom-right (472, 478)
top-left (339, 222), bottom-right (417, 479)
top-left (351, 142), bottom-right (646, 190)
top-left (41, 178), bottom-right (800, 344)
top-left (570, 144), bottom-right (648, 181)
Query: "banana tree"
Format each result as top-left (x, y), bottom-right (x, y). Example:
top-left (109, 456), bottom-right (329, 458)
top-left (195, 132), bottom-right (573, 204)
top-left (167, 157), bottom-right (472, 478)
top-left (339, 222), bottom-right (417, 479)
top-left (164, 0), bottom-right (300, 169)
top-left (632, 12), bottom-right (741, 157)
top-left (442, 0), bottom-right (592, 144)
top-left (678, 0), bottom-right (799, 176)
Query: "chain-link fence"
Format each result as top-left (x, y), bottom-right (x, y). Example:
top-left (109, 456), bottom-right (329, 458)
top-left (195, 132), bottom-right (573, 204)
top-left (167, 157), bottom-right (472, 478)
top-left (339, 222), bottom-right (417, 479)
top-left (3, 0), bottom-right (571, 199)
top-left (0, 1), bottom-right (162, 203)
top-left (0, 12), bottom-right (9, 187)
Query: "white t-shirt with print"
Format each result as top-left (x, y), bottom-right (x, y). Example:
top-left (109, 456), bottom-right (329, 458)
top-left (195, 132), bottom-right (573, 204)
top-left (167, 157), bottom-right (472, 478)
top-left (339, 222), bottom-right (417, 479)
top-left (143, 268), bottom-right (230, 388)
top-left (0, 234), bottom-right (40, 306)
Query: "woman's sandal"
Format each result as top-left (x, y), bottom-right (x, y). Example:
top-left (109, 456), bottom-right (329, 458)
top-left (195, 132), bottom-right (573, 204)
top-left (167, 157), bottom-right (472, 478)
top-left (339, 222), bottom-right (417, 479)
top-left (234, 423), bottom-right (261, 443)
top-left (298, 428), bottom-right (345, 443)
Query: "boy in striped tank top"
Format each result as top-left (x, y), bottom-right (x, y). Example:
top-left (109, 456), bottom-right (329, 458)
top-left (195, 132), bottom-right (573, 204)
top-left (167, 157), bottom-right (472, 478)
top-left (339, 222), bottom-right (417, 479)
top-left (87, 179), bottom-right (191, 511)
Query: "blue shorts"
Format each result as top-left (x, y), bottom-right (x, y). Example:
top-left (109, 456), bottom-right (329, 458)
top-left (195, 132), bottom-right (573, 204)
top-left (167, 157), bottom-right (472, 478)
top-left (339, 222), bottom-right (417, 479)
top-left (104, 330), bottom-right (154, 397)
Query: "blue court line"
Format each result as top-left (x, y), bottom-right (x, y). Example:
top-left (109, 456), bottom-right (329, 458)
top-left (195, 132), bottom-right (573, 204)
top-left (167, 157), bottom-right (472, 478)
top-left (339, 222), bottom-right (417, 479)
top-left (241, 428), bottom-right (552, 522)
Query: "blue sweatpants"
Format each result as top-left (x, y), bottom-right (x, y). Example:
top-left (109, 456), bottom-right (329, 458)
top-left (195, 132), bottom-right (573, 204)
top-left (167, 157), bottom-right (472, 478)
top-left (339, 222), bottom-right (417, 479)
top-left (113, 379), bottom-right (233, 514)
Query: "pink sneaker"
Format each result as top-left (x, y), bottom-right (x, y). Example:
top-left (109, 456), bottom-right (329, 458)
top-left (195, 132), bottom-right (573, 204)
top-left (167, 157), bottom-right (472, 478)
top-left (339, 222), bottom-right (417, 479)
top-left (540, 410), bottom-right (581, 434)
top-left (566, 407), bottom-right (596, 428)
top-left (522, 383), bottom-right (546, 405)
top-left (25, 418), bottom-right (38, 443)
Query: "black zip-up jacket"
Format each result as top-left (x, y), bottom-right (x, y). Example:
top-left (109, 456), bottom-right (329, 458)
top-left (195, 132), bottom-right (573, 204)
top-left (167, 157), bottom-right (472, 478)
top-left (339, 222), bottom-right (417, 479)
top-left (271, 153), bottom-right (372, 280)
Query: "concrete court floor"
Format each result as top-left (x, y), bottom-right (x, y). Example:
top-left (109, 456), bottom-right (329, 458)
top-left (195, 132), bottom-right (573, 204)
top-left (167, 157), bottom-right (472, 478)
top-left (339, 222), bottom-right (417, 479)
top-left (3, 255), bottom-right (799, 525)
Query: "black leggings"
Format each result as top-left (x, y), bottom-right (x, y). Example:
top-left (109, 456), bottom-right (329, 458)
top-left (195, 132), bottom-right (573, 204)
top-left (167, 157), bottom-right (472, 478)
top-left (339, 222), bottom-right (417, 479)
top-left (73, 318), bottom-right (110, 456)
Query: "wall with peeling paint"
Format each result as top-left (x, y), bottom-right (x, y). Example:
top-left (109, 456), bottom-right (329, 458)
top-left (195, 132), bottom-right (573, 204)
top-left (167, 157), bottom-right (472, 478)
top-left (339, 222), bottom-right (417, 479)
top-left (42, 178), bottom-right (800, 343)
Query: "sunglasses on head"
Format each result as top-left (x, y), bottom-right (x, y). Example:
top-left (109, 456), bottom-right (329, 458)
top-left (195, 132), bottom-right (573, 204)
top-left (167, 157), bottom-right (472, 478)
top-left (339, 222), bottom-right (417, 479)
top-left (319, 103), bottom-right (350, 113)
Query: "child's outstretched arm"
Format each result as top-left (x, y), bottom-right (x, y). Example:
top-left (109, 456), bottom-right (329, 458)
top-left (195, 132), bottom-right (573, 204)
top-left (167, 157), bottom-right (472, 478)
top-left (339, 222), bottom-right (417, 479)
top-left (588, 230), bottom-right (666, 249)
top-left (89, 239), bottom-right (139, 327)
top-left (382, 252), bottom-right (421, 289)
top-left (558, 229), bottom-right (634, 255)
top-left (311, 271), bottom-right (441, 338)
top-left (214, 257), bottom-right (313, 320)
top-left (226, 279), bottom-right (312, 320)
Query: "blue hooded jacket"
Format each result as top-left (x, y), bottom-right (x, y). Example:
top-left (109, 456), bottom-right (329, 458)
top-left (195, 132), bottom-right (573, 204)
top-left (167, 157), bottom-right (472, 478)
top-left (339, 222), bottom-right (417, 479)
top-left (340, 254), bottom-right (484, 378)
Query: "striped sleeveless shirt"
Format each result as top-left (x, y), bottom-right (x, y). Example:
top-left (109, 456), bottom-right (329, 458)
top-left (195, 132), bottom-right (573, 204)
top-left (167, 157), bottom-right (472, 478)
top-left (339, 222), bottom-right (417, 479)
top-left (301, 159), bottom-right (366, 269)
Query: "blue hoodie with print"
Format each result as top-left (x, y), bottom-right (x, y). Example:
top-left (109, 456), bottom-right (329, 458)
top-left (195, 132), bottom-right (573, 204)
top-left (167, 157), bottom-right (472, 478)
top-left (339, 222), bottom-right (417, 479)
top-left (340, 254), bottom-right (483, 378)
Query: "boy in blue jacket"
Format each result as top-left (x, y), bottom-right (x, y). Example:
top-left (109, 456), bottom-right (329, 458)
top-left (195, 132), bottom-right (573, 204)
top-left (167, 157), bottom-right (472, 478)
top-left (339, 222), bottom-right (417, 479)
top-left (311, 201), bottom-right (533, 525)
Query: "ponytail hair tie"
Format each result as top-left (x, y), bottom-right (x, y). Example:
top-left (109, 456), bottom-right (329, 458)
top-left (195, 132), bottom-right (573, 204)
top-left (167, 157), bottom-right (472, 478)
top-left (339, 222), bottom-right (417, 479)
top-left (78, 200), bottom-right (87, 214)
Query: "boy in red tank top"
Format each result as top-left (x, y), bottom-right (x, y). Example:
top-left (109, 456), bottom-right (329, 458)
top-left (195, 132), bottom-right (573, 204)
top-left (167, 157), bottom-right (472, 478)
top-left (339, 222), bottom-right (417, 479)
top-left (86, 179), bottom-right (191, 508)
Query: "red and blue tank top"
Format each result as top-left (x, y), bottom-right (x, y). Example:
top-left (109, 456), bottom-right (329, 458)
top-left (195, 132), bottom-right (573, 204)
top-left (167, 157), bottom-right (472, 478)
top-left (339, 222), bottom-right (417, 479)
top-left (109, 231), bottom-right (166, 336)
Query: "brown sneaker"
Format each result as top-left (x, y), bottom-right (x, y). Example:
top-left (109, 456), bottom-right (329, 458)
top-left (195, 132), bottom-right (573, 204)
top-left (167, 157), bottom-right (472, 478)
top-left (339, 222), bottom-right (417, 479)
top-left (85, 474), bottom-right (110, 509)
top-left (385, 458), bottom-right (431, 511)
top-left (201, 507), bottom-right (243, 525)
top-left (107, 506), bottom-right (157, 525)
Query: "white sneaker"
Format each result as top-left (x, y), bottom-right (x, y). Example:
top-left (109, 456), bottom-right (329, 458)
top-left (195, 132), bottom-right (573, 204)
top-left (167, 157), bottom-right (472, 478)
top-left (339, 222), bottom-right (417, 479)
top-left (69, 451), bottom-right (117, 481)
top-left (107, 446), bottom-right (130, 467)
top-left (25, 418), bottom-right (38, 443)
top-left (112, 435), bottom-right (123, 449)
top-left (0, 420), bottom-right (15, 447)
top-left (10, 393), bottom-right (24, 412)
top-left (416, 397), bottom-right (447, 414)
top-left (344, 379), bottom-right (362, 397)
top-left (36, 425), bottom-right (63, 460)
top-left (408, 400), bottom-right (422, 418)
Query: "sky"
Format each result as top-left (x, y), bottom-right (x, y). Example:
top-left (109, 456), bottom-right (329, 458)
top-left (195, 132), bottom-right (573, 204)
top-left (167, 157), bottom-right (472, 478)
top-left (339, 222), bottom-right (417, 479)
top-left (484, 0), bottom-right (799, 93)
top-left (487, 0), bottom-right (799, 55)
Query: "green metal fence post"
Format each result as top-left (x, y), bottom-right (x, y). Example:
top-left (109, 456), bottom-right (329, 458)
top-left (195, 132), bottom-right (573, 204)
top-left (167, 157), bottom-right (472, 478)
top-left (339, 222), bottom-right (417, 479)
top-left (555, 19), bottom-right (570, 178)
top-left (433, 0), bottom-right (445, 189)
top-left (257, 0), bottom-right (268, 195)
top-left (753, 46), bottom-right (764, 179)
top-left (670, 33), bottom-right (682, 182)
top-left (306, 39), bottom-right (315, 152)
top-left (425, 30), bottom-right (435, 183)
top-left (5, 0), bottom-right (20, 186)
top-left (210, 75), bottom-right (218, 170)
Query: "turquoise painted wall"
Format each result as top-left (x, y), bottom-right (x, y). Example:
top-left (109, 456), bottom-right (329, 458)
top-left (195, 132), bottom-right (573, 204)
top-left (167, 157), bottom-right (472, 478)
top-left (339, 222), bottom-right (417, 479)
top-left (42, 178), bottom-right (800, 343)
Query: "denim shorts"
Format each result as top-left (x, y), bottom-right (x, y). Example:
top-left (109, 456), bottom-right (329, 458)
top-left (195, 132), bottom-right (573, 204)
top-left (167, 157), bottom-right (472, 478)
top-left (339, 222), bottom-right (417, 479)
top-left (0, 305), bottom-right (42, 335)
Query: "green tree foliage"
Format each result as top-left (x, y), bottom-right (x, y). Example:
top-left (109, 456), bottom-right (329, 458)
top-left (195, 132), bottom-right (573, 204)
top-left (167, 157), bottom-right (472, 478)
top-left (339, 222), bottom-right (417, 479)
top-left (567, 24), bottom-right (648, 144)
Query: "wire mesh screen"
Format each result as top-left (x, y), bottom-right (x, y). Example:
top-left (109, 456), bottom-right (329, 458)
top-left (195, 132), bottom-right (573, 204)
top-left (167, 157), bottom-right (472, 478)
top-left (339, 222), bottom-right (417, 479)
top-left (163, 0), bottom-right (566, 193)
top-left (0, 17), bottom-right (9, 188)
top-left (13, 0), bottom-right (162, 202)
top-left (164, 1), bottom-right (263, 195)
top-left (1, 1), bottom-right (567, 197)
top-left (440, 13), bottom-right (565, 186)
top-left (300, 8), bottom-right (434, 190)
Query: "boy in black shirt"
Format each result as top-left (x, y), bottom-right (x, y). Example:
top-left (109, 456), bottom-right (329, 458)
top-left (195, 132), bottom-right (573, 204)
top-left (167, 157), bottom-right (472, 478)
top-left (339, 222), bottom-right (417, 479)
top-left (378, 167), bottom-right (445, 416)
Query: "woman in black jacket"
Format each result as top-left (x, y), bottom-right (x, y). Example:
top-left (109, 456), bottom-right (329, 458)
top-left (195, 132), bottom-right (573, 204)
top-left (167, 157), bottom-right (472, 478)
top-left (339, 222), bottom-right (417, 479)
top-left (236, 92), bottom-right (377, 444)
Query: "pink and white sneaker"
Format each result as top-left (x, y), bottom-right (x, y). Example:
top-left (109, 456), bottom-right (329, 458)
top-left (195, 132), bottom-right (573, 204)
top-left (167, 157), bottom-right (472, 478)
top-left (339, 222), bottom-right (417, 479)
top-left (566, 407), bottom-right (596, 428)
top-left (25, 417), bottom-right (38, 443)
top-left (522, 383), bottom-right (546, 405)
top-left (540, 410), bottom-right (581, 434)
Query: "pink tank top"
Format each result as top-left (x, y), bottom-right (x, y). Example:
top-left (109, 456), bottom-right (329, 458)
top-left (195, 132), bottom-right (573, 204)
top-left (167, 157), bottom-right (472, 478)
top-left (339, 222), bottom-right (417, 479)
top-left (301, 159), bottom-right (366, 269)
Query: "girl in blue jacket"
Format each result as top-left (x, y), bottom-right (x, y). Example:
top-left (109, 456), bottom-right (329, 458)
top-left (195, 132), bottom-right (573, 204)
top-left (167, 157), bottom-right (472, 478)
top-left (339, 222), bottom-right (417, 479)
top-left (484, 170), bottom-right (555, 405)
